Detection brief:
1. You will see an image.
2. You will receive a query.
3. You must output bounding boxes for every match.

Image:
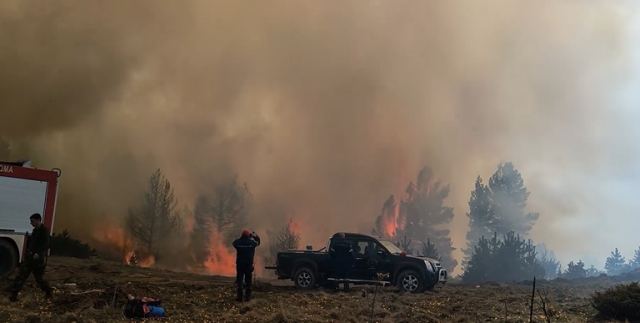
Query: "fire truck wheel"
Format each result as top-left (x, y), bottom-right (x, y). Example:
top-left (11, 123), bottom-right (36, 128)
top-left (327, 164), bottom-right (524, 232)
top-left (0, 239), bottom-right (18, 277)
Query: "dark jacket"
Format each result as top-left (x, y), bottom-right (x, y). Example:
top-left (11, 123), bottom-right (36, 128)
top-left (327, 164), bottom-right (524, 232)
top-left (233, 235), bottom-right (260, 266)
top-left (27, 224), bottom-right (50, 257)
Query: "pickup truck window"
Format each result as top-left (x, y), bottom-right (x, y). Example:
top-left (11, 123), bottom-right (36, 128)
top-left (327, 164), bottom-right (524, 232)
top-left (352, 241), bottom-right (369, 257)
top-left (379, 240), bottom-right (403, 254)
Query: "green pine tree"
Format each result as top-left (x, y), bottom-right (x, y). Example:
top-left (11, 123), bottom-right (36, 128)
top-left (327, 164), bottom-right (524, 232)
top-left (605, 248), bottom-right (628, 276)
top-left (466, 163), bottom-right (539, 258)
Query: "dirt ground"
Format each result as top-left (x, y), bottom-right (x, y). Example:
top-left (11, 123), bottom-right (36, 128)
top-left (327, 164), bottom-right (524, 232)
top-left (0, 256), bottom-right (630, 322)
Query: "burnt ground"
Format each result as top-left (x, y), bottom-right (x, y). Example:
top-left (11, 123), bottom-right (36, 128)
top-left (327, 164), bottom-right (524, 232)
top-left (0, 256), bottom-right (632, 322)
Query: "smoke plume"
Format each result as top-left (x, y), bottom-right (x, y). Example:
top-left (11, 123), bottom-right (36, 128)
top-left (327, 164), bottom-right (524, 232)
top-left (2, 1), bottom-right (640, 271)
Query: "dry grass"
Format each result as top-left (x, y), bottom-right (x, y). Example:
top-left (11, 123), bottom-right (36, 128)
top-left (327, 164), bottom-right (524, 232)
top-left (0, 257), bottom-right (634, 322)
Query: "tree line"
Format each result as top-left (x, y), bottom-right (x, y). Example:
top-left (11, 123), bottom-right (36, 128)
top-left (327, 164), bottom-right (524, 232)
top-left (124, 169), bottom-right (298, 269)
top-left (126, 164), bottom-right (638, 282)
top-left (372, 162), bottom-right (543, 281)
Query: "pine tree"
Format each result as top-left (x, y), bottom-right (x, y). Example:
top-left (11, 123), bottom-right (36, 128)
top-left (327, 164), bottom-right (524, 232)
top-left (396, 235), bottom-right (413, 255)
top-left (605, 248), bottom-right (628, 276)
top-left (420, 239), bottom-right (440, 260)
top-left (210, 177), bottom-right (250, 244)
top-left (586, 265), bottom-right (603, 278)
top-left (189, 195), bottom-right (213, 263)
top-left (462, 232), bottom-right (543, 283)
top-left (564, 260), bottom-right (586, 279)
top-left (537, 245), bottom-right (561, 280)
top-left (126, 169), bottom-right (181, 261)
top-left (462, 236), bottom-right (492, 283)
top-left (374, 195), bottom-right (399, 239)
top-left (466, 177), bottom-right (494, 255)
top-left (268, 220), bottom-right (300, 264)
top-left (375, 167), bottom-right (457, 271)
top-left (629, 246), bottom-right (640, 270)
top-left (466, 163), bottom-right (539, 258)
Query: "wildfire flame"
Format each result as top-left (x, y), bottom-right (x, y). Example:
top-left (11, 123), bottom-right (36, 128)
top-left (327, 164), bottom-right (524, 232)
top-left (93, 224), bottom-right (155, 268)
top-left (203, 229), bottom-right (236, 276)
top-left (377, 195), bottom-right (403, 239)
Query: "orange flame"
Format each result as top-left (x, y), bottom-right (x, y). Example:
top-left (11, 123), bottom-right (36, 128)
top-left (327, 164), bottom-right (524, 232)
top-left (93, 224), bottom-right (155, 267)
top-left (384, 215), bottom-right (397, 238)
top-left (203, 229), bottom-right (236, 276)
top-left (387, 202), bottom-right (402, 238)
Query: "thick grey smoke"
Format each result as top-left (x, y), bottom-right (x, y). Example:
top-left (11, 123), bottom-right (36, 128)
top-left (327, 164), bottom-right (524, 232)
top-left (2, 1), bottom-right (639, 271)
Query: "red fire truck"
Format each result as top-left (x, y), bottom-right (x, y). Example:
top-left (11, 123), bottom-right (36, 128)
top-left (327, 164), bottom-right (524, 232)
top-left (0, 161), bottom-right (61, 277)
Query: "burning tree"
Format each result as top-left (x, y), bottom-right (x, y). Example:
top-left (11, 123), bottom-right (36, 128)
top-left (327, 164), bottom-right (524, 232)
top-left (267, 219), bottom-right (300, 265)
top-left (210, 177), bottom-right (250, 244)
top-left (374, 195), bottom-right (400, 238)
top-left (187, 177), bottom-right (250, 272)
top-left (465, 163), bottom-right (539, 258)
top-left (126, 169), bottom-right (182, 263)
top-left (374, 167), bottom-right (457, 271)
top-left (189, 196), bottom-right (214, 263)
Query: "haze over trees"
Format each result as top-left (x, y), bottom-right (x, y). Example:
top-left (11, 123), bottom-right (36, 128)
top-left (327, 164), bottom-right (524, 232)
top-left (267, 219), bottom-right (300, 265)
top-left (126, 169), bottom-right (182, 262)
top-left (466, 162), bottom-right (539, 258)
top-left (537, 245), bottom-right (561, 280)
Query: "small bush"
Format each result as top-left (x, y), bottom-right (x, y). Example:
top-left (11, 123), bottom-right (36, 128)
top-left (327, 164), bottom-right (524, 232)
top-left (50, 230), bottom-right (96, 258)
top-left (591, 282), bottom-right (640, 320)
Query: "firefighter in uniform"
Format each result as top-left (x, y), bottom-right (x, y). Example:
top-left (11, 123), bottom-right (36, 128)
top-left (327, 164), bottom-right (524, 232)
top-left (9, 213), bottom-right (53, 302)
top-left (232, 229), bottom-right (260, 302)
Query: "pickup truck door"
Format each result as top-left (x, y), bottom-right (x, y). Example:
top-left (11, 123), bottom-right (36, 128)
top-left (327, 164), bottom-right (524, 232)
top-left (366, 241), bottom-right (394, 281)
top-left (350, 239), bottom-right (370, 279)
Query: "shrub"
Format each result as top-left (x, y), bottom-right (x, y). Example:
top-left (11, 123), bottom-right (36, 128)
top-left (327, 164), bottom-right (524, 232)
top-left (591, 282), bottom-right (640, 321)
top-left (50, 230), bottom-right (95, 258)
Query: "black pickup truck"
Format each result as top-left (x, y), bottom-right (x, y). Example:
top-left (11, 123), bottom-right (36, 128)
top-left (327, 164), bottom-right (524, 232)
top-left (266, 232), bottom-right (447, 293)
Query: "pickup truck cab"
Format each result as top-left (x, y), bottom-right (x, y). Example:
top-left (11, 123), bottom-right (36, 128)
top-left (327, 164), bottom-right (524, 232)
top-left (268, 232), bottom-right (447, 293)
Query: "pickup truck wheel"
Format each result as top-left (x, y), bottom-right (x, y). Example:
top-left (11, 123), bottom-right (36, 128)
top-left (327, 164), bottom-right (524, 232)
top-left (0, 240), bottom-right (18, 277)
top-left (397, 269), bottom-right (424, 293)
top-left (294, 267), bottom-right (316, 289)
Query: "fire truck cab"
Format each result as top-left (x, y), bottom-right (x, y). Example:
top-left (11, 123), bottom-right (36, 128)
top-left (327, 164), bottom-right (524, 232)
top-left (0, 161), bottom-right (60, 277)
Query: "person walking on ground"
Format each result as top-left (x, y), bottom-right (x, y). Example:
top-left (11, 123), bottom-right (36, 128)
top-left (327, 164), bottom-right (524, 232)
top-left (9, 213), bottom-right (53, 302)
top-left (233, 229), bottom-right (260, 302)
